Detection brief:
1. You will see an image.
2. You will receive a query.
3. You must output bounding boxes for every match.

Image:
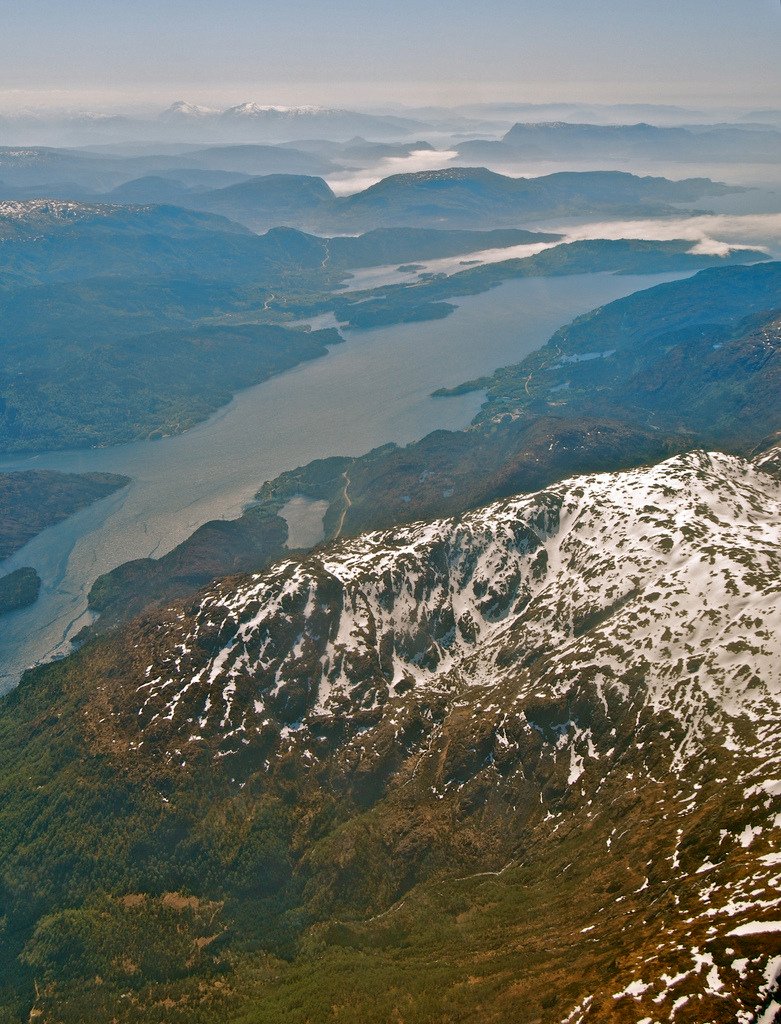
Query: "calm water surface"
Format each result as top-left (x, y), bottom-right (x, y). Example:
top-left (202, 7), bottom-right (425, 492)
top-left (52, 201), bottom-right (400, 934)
top-left (0, 271), bottom-right (688, 686)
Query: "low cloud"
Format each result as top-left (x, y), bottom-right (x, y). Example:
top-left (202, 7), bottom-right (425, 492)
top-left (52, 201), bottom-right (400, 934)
top-left (552, 212), bottom-right (781, 257)
top-left (327, 149), bottom-right (459, 195)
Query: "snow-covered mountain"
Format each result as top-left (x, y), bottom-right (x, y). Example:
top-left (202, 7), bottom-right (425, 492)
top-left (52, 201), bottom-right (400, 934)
top-left (161, 101), bottom-right (331, 120)
top-left (0, 198), bottom-right (136, 238)
top-left (125, 448), bottom-right (780, 762)
top-left (0, 103), bottom-right (428, 147)
top-left (85, 444), bottom-right (781, 1020)
top-left (0, 198), bottom-right (112, 222)
top-left (156, 100), bottom-right (428, 140)
top-left (160, 100), bottom-right (219, 118)
top-left (18, 445), bottom-right (781, 1020)
top-left (221, 102), bottom-right (329, 118)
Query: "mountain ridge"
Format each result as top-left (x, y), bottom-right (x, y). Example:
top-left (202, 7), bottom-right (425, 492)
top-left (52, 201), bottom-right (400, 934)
top-left (191, 166), bottom-right (741, 232)
top-left (452, 119), bottom-right (781, 165)
top-left (99, 448), bottom-right (781, 767)
top-left (2, 444), bottom-right (779, 1022)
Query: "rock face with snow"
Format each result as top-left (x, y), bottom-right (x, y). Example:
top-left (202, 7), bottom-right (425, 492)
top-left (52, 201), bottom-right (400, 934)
top-left (42, 448), bottom-right (781, 1020)
top-left (121, 449), bottom-right (780, 765)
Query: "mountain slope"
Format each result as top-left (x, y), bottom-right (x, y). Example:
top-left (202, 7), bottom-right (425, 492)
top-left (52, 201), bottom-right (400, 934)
top-left (3, 446), bottom-right (779, 1023)
top-left (104, 450), bottom-right (781, 766)
top-left (476, 261), bottom-right (781, 447)
top-left (189, 167), bottom-right (740, 232)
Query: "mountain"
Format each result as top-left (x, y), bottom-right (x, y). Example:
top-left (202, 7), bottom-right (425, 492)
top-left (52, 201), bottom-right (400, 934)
top-left (0, 200), bottom-right (300, 286)
top-left (0, 147), bottom-right (118, 192)
top-left (325, 166), bottom-right (744, 230)
top-left (220, 102), bottom-right (334, 118)
top-left (1, 445), bottom-right (779, 1021)
top-left (0, 105), bottom-right (429, 147)
top-left (159, 100), bottom-right (218, 119)
top-left (455, 120), bottom-right (781, 165)
top-left (194, 172), bottom-right (336, 227)
top-left (0, 201), bottom-right (346, 452)
top-left (190, 167), bottom-right (741, 232)
top-left (474, 261), bottom-right (781, 445)
top-left (274, 137), bottom-right (438, 161)
top-left (451, 101), bottom-right (711, 125)
top-left (113, 447), bottom-right (781, 761)
top-left (105, 176), bottom-right (200, 204)
top-left (0, 143), bottom-right (337, 194)
top-left (0, 152), bottom-right (745, 233)
top-left (0, 201), bottom-right (560, 285)
top-left (162, 101), bottom-right (429, 141)
top-left (338, 137), bottom-right (436, 161)
top-left (169, 143), bottom-right (337, 176)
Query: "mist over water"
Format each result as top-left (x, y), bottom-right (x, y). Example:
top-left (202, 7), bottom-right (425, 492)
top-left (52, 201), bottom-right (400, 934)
top-left (339, 211), bottom-right (781, 292)
top-left (549, 212), bottom-right (781, 257)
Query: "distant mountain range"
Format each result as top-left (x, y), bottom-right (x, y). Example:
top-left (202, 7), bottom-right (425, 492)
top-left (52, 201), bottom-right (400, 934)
top-left (161, 99), bottom-right (426, 132)
top-left (0, 156), bottom-right (742, 232)
top-left (0, 143), bottom-right (341, 193)
top-left (0, 103), bottom-right (430, 146)
top-left (455, 120), bottom-right (781, 164)
top-left (143, 167), bottom-right (742, 232)
top-left (421, 100), bottom-right (781, 128)
top-left (0, 138), bottom-right (443, 200)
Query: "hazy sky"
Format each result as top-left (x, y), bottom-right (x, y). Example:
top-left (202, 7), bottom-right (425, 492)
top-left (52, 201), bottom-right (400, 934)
top-left (1, 0), bottom-right (779, 111)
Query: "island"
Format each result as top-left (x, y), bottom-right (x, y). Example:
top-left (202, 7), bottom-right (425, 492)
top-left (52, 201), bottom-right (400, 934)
top-left (0, 566), bottom-right (41, 615)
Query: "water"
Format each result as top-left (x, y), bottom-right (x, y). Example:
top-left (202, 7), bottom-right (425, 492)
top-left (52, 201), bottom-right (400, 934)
top-left (0, 271), bottom-right (689, 686)
top-left (280, 496), bottom-right (330, 549)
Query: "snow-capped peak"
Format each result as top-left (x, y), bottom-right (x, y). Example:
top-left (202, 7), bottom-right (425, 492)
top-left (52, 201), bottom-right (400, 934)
top-left (162, 100), bottom-right (218, 118)
top-left (221, 102), bottom-right (328, 118)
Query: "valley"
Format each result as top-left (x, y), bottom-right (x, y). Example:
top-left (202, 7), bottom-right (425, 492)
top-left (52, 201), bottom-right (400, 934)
top-left (0, 59), bottom-right (779, 1021)
top-left (1, 443), bottom-right (778, 1023)
top-left (0, 271), bottom-right (689, 687)
top-left (73, 260), bottom-right (781, 651)
top-left (0, 193), bottom-right (764, 455)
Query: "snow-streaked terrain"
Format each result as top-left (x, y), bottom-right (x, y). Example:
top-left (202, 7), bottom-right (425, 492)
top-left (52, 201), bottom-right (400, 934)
top-left (130, 447), bottom-right (780, 760)
top-left (85, 445), bottom-right (781, 1020)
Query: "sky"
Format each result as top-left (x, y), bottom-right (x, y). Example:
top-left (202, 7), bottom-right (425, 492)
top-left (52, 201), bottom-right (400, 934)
top-left (1, 0), bottom-right (779, 112)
